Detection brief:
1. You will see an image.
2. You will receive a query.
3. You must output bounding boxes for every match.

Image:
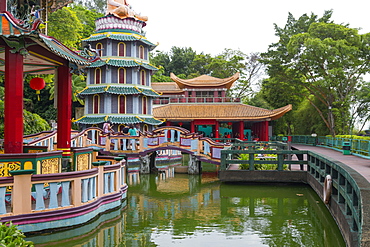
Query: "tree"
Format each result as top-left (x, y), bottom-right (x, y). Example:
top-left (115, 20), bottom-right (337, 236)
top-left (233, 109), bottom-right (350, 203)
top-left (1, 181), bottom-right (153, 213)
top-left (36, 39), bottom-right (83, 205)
top-left (47, 7), bottom-right (84, 49)
top-left (351, 81), bottom-right (370, 133)
top-left (70, 4), bottom-right (104, 40)
top-left (73, 0), bottom-right (106, 14)
top-left (261, 11), bottom-right (370, 136)
top-left (286, 23), bottom-right (370, 136)
top-left (150, 47), bottom-right (264, 101)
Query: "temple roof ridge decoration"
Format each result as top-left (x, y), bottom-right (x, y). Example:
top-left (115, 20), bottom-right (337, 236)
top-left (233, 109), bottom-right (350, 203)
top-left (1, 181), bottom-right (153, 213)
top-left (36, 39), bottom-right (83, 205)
top-left (170, 72), bottom-right (240, 89)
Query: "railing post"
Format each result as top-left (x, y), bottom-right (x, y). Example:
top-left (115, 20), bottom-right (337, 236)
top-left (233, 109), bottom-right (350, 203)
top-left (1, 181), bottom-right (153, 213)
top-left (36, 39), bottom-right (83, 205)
top-left (93, 163), bottom-right (106, 197)
top-left (249, 152), bottom-right (255, 171)
top-left (139, 136), bottom-right (144, 152)
top-left (10, 170), bottom-right (35, 214)
top-left (72, 178), bottom-right (82, 206)
top-left (220, 151), bottom-right (226, 170)
top-left (277, 153), bottom-right (284, 171)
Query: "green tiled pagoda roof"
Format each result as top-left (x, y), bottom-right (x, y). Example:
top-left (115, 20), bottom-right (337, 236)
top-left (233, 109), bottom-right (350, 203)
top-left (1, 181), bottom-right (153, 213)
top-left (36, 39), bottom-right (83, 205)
top-left (78, 85), bottom-right (161, 97)
top-left (88, 58), bottom-right (158, 70)
top-left (39, 34), bottom-right (93, 65)
top-left (74, 115), bottom-right (163, 125)
top-left (82, 32), bottom-right (157, 49)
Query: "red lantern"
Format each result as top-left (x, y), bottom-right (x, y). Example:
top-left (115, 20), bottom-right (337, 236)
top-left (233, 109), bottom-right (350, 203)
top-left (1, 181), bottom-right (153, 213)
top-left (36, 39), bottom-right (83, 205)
top-left (30, 77), bottom-right (46, 101)
top-left (228, 122), bottom-right (232, 126)
top-left (179, 122), bottom-right (183, 127)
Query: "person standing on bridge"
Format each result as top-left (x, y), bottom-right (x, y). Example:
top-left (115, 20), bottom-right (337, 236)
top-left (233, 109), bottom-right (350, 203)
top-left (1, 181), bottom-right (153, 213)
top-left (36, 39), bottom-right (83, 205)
top-left (103, 121), bottom-right (113, 135)
top-left (128, 124), bottom-right (138, 150)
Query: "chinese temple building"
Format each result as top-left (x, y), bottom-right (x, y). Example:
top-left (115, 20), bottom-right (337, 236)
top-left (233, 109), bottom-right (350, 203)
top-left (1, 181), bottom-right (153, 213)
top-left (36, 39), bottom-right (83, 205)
top-left (74, 7), bottom-right (163, 132)
top-left (152, 73), bottom-right (292, 141)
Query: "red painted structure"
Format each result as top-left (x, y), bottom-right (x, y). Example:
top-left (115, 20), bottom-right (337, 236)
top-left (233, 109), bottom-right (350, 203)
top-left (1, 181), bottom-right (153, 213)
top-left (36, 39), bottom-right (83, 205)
top-left (153, 73), bottom-right (292, 141)
top-left (4, 48), bottom-right (24, 153)
top-left (0, 10), bottom-right (94, 156)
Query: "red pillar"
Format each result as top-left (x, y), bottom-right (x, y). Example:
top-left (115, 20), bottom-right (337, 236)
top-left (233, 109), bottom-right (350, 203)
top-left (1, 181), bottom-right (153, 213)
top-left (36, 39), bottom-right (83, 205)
top-left (265, 121), bottom-right (269, 141)
top-left (239, 121), bottom-right (244, 140)
top-left (0, 1), bottom-right (6, 12)
top-left (4, 47), bottom-right (24, 153)
top-left (215, 121), bottom-right (219, 138)
top-left (57, 65), bottom-right (72, 157)
top-left (191, 121), bottom-right (195, 133)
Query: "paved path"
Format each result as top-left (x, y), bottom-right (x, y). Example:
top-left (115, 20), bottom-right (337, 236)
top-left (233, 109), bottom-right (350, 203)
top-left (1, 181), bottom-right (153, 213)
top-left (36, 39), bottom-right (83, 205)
top-left (292, 144), bottom-right (370, 182)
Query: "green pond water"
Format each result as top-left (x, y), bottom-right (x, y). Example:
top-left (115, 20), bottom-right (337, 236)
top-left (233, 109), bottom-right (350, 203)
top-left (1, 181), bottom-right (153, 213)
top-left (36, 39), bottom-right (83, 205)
top-left (26, 169), bottom-right (345, 247)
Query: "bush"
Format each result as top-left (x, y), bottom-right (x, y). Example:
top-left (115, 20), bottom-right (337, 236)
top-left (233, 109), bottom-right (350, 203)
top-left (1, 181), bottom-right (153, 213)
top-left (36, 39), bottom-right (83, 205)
top-left (238, 153), bottom-right (287, 170)
top-left (0, 222), bottom-right (34, 247)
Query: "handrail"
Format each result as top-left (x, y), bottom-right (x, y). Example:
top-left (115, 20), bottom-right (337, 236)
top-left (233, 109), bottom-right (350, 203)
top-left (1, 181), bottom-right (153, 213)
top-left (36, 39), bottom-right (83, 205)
top-left (273, 135), bottom-right (370, 158)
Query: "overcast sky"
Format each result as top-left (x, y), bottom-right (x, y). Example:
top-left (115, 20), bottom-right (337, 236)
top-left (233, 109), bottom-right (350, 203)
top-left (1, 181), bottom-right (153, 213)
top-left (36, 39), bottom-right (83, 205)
top-left (130, 0), bottom-right (369, 55)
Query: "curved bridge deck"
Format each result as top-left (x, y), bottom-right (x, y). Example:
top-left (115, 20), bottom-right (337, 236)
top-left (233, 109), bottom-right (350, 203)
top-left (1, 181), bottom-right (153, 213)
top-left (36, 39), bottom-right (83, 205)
top-left (292, 144), bottom-right (370, 182)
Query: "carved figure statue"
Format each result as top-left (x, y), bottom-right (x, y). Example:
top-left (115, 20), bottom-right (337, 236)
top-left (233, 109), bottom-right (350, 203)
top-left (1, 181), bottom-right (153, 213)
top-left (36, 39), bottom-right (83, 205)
top-left (107, 0), bottom-right (148, 21)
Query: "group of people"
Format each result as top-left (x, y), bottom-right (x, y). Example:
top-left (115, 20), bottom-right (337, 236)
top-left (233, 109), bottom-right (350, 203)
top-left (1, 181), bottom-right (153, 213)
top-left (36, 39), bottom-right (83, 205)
top-left (102, 121), bottom-right (139, 150)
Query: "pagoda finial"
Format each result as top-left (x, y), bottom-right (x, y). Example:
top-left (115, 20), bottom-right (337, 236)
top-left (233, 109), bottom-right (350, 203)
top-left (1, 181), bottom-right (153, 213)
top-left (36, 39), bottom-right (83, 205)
top-left (107, 0), bottom-right (148, 21)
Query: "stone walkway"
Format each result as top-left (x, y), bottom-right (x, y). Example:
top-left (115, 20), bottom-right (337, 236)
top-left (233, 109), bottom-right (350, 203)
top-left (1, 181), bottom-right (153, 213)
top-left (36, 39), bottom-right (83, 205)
top-left (292, 144), bottom-right (370, 182)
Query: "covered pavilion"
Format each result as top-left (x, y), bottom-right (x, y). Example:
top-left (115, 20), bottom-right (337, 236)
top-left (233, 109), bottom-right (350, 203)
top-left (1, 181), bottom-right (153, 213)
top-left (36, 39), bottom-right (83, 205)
top-left (0, 3), bottom-right (96, 157)
top-left (152, 73), bottom-right (292, 141)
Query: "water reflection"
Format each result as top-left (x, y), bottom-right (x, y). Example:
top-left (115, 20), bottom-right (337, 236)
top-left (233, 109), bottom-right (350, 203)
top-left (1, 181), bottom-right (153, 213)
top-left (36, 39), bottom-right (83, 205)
top-left (27, 167), bottom-right (345, 247)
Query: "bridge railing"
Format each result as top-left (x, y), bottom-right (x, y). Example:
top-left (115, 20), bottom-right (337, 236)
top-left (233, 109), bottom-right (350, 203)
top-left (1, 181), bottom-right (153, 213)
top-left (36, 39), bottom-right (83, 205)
top-left (25, 127), bottom-right (232, 163)
top-left (0, 159), bottom-right (126, 217)
top-left (274, 135), bottom-right (370, 157)
top-left (220, 148), bottom-right (365, 246)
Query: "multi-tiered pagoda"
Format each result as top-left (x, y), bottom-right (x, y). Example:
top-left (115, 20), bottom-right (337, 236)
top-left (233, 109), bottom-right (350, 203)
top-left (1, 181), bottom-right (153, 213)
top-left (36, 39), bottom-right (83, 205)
top-left (75, 2), bottom-right (163, 132)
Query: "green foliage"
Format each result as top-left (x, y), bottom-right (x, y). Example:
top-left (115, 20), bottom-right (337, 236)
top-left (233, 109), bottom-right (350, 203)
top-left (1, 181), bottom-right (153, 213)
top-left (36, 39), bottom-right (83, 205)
top-left (23, 110), bottom-right (51, 135)
top-left (292, 97), bottom-right (329, 136)
top-left (151, 66), bottom-right (171, 82)
top-left (336, 135), bottom-right (370, 141)
top-left (261, 10), bottom-right (370, 136)
top-left (0, 222), bottom-right (34, 247)
top-left (150, 47), bottom-right (264, 100)
top-left (70, 4), bottom-right (104, 40)
top-left (48, 7), bottom-right (84, 49)
top-left (73, 0), bottom-right (106, 14)
top-left (238, 153), bottom-right (285, 170)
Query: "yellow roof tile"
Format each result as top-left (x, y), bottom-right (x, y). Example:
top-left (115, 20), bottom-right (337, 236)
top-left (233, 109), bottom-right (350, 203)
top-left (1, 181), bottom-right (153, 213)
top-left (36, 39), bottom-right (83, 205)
top-left (153, 104), bottom-right (292, 121)
top-left (151, 82), bottom-right (183, 94)
top-left (170, 73), bottom-right (239, 89)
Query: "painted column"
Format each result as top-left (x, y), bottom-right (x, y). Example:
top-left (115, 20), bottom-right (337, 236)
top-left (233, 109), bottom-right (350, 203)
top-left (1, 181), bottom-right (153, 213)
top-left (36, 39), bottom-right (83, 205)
top-left (4, 47), bottom-right (24, 153)
top-left (57, 65), bottom-right (72, 158)
top-left (239, 121), bottom-right (244, 140)
top-left (215, 121), bottom-right (219, 138)
top-left (265, 121), bottom-right (269, 141)
top-left (0, 1), bottom-right (6, 12)
top-left (191, 121), bottom-right (195, 133)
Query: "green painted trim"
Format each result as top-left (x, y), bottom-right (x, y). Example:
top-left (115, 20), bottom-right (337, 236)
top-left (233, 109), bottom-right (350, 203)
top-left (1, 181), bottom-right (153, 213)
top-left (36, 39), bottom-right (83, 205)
top-left (92, 161), bottom-right (108, 166)
top-left (9, 169), bottom-right (36, 175)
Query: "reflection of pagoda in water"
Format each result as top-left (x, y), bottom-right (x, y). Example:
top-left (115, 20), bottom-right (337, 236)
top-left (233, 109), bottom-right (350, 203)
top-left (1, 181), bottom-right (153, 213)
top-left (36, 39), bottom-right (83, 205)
top-left (75, 1), bottom-right (163, 132)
